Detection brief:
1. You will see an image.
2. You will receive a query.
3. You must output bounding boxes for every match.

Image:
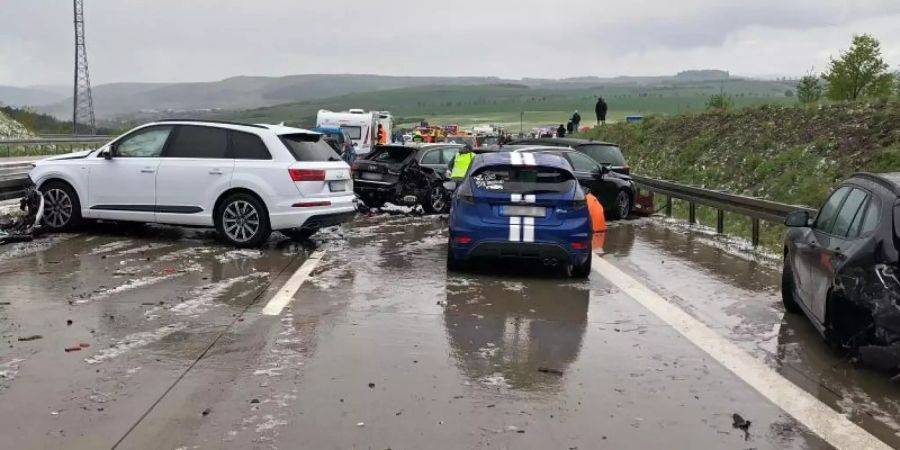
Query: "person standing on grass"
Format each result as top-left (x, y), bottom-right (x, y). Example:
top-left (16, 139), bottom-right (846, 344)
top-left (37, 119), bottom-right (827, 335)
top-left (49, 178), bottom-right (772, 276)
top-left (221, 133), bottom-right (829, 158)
top-left (566, 120), bottom-right (574, 136)
top-left (595, 97), bottom-right (608, 125)
top-left (572, 110), bottom-right (581, 132)
top-left (557, 124), bottom-right (566, 138)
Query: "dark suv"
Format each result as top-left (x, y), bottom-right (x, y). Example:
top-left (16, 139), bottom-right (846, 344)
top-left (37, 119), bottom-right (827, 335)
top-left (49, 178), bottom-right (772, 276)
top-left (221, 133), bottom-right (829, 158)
top-left (510, 138), bottom-right (629, 175)
top-left (782, 172), bottom-right (900, 370)
top-left (352, 145), bottom-right (450, 213)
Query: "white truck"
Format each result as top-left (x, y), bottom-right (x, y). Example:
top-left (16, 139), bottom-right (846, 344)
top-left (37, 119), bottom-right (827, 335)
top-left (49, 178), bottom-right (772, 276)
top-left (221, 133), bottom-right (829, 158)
top-left (315, 109), bottom-right (393, 155)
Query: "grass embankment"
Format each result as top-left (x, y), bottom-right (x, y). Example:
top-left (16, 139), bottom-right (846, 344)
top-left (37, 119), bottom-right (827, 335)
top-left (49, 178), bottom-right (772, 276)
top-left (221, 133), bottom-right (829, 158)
top-left (580, 101), bottom-right (900, 249)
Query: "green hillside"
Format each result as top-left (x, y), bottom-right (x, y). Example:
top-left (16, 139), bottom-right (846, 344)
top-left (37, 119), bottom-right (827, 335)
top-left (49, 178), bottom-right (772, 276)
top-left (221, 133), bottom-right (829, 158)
top-left (215, 78), bottom-right (796, 130)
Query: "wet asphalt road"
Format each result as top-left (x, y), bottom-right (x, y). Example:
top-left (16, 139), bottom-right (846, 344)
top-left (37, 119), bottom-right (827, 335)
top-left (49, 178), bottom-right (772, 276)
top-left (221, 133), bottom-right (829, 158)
top-left (0, 214), bottom-right (898, 449)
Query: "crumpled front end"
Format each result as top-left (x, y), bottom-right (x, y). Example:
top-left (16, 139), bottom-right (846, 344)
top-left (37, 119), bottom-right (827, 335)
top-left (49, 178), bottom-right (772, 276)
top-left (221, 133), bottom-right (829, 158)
top-left (0, 179), bottom-right (44, 245)
top-left (854, 264), bottom-right (900, 371)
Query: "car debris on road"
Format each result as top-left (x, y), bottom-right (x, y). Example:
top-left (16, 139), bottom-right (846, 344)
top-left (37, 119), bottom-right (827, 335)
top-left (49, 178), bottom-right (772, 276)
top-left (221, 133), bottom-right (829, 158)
top-left (0, 184), bottom-right (44, 245)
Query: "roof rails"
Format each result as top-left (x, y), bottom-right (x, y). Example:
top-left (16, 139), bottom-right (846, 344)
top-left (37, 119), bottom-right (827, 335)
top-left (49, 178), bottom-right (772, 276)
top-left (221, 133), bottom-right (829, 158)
top-left (155, 119), bottom-right (268, 129)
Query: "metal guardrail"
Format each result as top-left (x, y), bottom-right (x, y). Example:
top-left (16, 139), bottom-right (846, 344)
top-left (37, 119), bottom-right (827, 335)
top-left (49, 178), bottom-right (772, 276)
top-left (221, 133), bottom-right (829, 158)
top-left (631, 174), bottom-right (816, 246)
top-left (0, 162), bottom-right (34, 201)
top-left (0, 135), bottom-right (111, 158)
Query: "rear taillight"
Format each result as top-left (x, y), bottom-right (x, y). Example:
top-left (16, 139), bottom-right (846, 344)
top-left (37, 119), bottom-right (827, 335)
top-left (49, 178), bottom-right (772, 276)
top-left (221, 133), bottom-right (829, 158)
top-left (571, 241), bottom-right (589, 250)
top-left (571, 200), bottom-right (587, 210)
top-left (453, 235), bottom-right (473, 245)
top-left (289, 169), bottom-right (326, 182)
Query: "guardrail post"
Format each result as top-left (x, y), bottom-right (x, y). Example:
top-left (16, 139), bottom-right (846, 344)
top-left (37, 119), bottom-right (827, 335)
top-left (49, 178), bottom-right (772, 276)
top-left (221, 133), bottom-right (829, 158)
top-left (664, 195), bottom-right (672, 216)
top-left (716, 209), bottom-right (724, 234)
top-left (688, 202), bottom-right (696, 224)
top-left (751, 218), bottom-right (760, 247)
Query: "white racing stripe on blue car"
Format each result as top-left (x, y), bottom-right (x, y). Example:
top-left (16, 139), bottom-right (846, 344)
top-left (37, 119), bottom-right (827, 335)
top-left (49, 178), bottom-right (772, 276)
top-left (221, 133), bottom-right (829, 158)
top-left (522, 152), bottom-right (536, 166)
top-left (509, 216), bottom-right (521, 242)
top-left (522, 217), bottom-right (535, 242)
top-left (510, 152), bottom-right (523, 166)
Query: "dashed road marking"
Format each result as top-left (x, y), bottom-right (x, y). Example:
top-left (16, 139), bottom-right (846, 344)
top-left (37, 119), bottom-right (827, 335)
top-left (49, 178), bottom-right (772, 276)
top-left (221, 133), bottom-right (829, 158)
top-left (590, 254), bottom-right (891, 450)
top-left (261, 250), bottom-right (325, 316)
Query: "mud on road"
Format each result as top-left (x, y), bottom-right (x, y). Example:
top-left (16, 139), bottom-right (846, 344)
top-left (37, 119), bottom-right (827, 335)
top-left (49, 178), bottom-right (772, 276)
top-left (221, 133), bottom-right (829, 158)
top-left (0, 215), bottom-right (898, 449)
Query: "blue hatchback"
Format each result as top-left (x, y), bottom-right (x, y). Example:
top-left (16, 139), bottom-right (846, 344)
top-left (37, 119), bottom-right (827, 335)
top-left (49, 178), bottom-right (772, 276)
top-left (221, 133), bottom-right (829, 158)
top-left (446, 152), bottom-right (593, 277)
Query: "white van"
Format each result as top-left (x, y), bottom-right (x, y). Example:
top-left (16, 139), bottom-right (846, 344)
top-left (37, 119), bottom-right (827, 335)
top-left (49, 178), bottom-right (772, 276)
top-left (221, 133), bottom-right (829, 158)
top-left (316, 109), bottom-right (393, 154)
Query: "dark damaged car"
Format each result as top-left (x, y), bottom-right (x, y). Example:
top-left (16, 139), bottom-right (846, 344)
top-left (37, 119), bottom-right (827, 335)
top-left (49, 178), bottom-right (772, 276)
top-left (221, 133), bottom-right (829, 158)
top-left (352, 145), bottom-right (450, 213)
top-left (783, 172), bottom-right (900, 371)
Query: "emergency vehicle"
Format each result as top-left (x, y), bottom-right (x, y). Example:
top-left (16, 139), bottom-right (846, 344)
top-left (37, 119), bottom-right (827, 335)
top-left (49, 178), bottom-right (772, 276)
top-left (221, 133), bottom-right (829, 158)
top-left (316, 109), bottom-right (393, 154)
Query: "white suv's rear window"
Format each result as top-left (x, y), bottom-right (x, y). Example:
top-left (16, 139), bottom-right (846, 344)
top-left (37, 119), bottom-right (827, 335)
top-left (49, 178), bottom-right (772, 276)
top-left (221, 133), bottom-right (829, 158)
top-left (280, 134), bottom-right (341, 162)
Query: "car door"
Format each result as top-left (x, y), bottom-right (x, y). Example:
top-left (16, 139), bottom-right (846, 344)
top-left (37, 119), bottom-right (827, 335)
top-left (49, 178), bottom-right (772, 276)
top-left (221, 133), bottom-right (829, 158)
top-left (419, 147), bottom-right (445, 175)
top-left (565, 152), bottom-right (610, 200)
top-left (793, 186), bottom-right (849, 308)
top-left (88, 125), bottom-right (172, 221)
top-left (807, 187), bottom-right (867, 323)
top-left (155, 125), bottom-right (234, 226)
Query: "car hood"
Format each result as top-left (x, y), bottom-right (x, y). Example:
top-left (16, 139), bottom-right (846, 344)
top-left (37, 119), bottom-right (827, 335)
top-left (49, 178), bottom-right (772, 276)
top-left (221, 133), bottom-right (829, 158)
top-left (36, 150), bottom-right (94, 163)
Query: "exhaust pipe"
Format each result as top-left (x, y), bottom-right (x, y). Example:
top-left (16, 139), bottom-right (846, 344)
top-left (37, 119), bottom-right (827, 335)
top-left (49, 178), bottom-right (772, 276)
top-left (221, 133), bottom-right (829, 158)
top-left (542, 258), bottom-right (558, 267)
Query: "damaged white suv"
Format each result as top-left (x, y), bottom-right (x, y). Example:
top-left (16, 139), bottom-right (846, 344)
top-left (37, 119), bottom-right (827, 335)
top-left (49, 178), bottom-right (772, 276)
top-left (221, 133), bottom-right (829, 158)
top-left (29, 120), bottom-right (356, 247)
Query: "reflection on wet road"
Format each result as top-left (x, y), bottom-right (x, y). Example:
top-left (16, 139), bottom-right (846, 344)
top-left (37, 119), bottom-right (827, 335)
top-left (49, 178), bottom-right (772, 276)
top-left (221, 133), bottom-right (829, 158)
top-left (0, 215), bottom-right (897, 449)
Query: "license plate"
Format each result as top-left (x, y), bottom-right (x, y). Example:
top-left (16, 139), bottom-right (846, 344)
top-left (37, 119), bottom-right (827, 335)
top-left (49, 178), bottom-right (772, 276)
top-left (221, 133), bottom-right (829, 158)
top-left (501, 205), bottom-right (546, 217)
top-left (329, 180), bottom-right (347, 192)
top-left (360, 172), bottom-right (383, 181)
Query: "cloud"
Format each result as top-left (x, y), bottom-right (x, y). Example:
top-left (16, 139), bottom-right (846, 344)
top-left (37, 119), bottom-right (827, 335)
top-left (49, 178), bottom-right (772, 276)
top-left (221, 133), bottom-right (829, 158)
top-left (1, 0), bottom-right (899, 86)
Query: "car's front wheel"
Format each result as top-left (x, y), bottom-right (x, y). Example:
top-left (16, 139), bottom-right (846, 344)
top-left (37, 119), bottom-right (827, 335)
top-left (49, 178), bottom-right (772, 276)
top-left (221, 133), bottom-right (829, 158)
top-left (781, 256), bottom-right (802, 314)
top-left (424, 183), bottom-right (449, 214)
top-left (40, 180), bottom-right (83, 231)
top-left (215, 193), bottom-right (271, 247)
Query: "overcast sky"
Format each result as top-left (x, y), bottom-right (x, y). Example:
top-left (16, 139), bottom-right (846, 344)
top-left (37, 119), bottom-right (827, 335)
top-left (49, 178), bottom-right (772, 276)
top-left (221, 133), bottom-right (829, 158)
top-left (2, 0), bottom-right (900, 86)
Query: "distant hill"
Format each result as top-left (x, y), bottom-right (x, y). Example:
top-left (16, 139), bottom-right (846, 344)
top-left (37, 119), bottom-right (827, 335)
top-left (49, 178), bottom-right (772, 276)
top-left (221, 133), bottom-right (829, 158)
top-left (0, 86), bottom-right (67, 108)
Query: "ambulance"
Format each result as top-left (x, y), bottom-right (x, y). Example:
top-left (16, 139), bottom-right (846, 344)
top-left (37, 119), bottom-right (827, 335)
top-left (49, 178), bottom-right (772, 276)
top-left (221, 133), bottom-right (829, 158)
top-left (315, 109), bottom-right (393, 155)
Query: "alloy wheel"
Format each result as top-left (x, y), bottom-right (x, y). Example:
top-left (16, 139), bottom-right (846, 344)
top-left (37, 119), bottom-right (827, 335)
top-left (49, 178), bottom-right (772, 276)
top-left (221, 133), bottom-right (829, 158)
top-left (43, 188), bottom-right (73, 228)
top-left (222, 200), bottom-right (260, 243)
top-left (431, 186), bottom-right (446, 212)
top-left (616, 191), bottom-right (630, 219)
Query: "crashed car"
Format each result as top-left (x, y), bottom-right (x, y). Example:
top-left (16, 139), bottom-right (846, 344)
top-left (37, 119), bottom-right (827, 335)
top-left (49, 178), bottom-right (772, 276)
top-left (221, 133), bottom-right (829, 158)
top-left (0, 182), bottom-right (44, 245)
top-left (783, 172), bottom-right (900, 371)
top-left (352, 145), bottom-right (450, 213)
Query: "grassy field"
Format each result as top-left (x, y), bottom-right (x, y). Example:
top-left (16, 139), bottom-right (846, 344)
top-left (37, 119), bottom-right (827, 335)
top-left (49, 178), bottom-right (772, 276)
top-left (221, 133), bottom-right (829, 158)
top-left (215, 78), bottom-right (797, 130)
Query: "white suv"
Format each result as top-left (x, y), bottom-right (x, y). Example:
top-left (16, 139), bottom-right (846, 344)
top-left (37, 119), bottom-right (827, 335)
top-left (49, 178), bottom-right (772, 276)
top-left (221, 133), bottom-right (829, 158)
top-left (29, 120), bottom-right (356, 247)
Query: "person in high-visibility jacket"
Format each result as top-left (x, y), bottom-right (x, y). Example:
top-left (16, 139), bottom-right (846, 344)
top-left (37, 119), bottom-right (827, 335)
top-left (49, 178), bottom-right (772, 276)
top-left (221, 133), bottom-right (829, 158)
top-left (449, 146), bottom-right (474, 180)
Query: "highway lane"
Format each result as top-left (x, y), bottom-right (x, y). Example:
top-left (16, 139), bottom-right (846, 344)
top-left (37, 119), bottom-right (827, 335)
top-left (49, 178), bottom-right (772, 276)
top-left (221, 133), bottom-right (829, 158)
top-left (0, 214), bottom-right (896, 449)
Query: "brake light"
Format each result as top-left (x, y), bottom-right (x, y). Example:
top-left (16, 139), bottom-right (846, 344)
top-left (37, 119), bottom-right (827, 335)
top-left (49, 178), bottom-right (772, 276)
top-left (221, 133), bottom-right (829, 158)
top-left (571, 200), bottom-right (587, 210)
top-left (571, 241), bottom-right (589, 250)
top-left (289, 169), bottom-right (326, 181)
top-left (453, 235), bottom-right (473, 245)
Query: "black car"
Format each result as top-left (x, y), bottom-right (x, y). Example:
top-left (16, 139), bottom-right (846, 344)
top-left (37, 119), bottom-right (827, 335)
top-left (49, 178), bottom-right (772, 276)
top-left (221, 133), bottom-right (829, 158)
top-left (783, 172), bottom-right (900, 370)
top-left (352, 145), bottom-right (450, 213)
top-left (510, 138), bottom-right (629, 175)
top-left (512, 146), bottom-right (634, 220)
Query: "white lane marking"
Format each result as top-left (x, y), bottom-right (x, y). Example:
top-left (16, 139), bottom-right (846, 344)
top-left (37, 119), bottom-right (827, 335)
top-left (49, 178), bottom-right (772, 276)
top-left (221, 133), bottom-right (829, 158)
top-left (510, 152), bottom-right (523, 166)
top-left (522, 152), bottom-right (536, 166)
top-left (262, 250), bottom-right (325, 316)
top-left (508, 217), bottom-right (521, 242)
top-left (510, 193), bottom-right (522, 202)
top-left (522, 217), bottom-right (535, 242)
top-left (590, 255), bottom-right (891, 450)
top-left (524, 194), bottom-right (536, 203)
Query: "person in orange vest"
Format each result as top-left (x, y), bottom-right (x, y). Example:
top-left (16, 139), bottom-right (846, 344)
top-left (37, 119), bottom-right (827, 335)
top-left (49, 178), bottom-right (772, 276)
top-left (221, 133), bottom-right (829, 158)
top-left (376, 124), bottom-right (388, 145)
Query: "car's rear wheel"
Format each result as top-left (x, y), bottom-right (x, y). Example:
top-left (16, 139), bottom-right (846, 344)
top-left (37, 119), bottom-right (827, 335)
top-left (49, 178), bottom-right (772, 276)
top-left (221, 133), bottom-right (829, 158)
top-left (446, 237), bottom-right (463, 272)
top-left (571, 255), bottom-right (592, 279)
top-left (40, 181), bottom-right (82, 231)
top-left (608, 190), bottom-right (631, 220)
top-left (282, 228), bottom-right (318, 242)
top-left (424, 184), bottom-right (449, 214)
top-left (215, 193), bottom-right (271, 247)
top-left (781, 256), bottom-right (802, 314)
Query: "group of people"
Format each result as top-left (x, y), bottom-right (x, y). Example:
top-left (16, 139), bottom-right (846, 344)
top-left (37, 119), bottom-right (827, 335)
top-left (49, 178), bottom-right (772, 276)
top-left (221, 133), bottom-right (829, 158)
top-left (556, 97), bottom-right (609, 138)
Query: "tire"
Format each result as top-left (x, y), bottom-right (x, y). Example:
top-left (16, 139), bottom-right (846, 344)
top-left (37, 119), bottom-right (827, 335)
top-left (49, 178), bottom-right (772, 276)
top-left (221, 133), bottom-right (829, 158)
top-left (40, 180), bottom-right (83, 231)
top-left (282, 228), bottom-right (318, 241)
top-left (446, 237), bottom-right (463, 272)
top-left (781, 258), bottom-right (802, 314)
top-left (215, 193), bottom-right (271, 248)
top-left (423, 183), bottom-right (449, 214)
top-left (571, 255), bottom-right (592, 279)
top-left (607, 190), bottom-right (631, 220)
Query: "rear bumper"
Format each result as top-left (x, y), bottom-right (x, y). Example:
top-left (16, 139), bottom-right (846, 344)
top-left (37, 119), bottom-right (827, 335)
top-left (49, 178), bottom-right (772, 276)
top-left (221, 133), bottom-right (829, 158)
top-left (298, 211), bottom-right (357, 230)
top-left (463, 241), bottom-right (587, 265)
top-left (269, 194), bottom-right (356, 230)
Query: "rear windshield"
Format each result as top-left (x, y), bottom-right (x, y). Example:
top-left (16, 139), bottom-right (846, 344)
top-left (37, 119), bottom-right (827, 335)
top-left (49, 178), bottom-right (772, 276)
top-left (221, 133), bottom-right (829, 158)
top-left (471, 166), bottom-right (576, 194)
top-left (280, 134), bottom-right (341, 162)
top-left (366, 146), bottom-right (413, 163)
top-left (579, 144), bottom-right (625, 166)
top-left (342, 126), bottom-right (362, 140)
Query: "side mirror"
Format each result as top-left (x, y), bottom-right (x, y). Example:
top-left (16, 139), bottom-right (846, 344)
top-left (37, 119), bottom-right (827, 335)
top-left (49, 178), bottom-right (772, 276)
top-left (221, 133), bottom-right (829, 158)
top-left (784, 210), bottom-right (811, 227)
top-left (102, 149), bottom-right (113, 160)
top-left (582, 186), bottom-right (592, 195)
